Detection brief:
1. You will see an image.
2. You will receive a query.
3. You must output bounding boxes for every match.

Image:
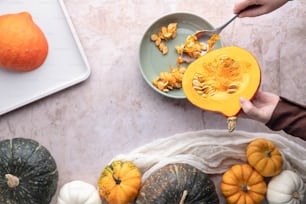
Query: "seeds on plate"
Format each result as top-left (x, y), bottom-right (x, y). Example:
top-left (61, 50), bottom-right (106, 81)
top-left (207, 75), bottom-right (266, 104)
top-left (175, 35), bottom-right (206, 58)
top-left (150, 25), bottom-right (222, 94)
top-left (150, 23), bottom-right (177, 55)
top-left (153, 66), bottom-right (186, 92)
top-left (176, 34), bottom-right (220, 64)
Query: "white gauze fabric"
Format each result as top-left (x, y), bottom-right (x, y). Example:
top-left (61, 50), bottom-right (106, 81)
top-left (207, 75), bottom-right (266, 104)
top-left (112, 130), bottom-right (306, 184)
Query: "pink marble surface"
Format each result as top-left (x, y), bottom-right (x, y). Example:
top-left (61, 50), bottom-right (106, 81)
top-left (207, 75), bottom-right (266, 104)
top-left (0, 0), bottom-right (305, 203)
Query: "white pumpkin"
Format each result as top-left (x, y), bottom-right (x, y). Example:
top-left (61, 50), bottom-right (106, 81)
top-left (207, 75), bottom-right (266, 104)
top-left (57, 180), bottom-right (102, 204)
top-left (267, 170), bottom-right (305, 204)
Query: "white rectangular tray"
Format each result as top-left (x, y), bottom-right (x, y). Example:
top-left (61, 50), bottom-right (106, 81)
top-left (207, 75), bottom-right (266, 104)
top-left (0, 0), bottom-right (91, 115)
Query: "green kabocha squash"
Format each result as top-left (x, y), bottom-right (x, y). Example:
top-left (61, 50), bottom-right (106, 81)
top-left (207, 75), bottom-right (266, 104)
top-left (0, 138), bottom-right (58, 204)
top-left (136, 163), bottom-right (219, 204)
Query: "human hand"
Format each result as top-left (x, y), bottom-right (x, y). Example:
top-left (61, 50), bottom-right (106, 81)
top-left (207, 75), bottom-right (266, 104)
top-left (233, 0), bottom-right (289, 17)
top-left (239, 90), bottom-right (280, 123)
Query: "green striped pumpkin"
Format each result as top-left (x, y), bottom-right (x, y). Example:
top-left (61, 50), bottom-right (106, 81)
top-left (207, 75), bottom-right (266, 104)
top-left (0, 138), bottom-right (58, 204)
top-left (136, 163), bottom-right (219, 204)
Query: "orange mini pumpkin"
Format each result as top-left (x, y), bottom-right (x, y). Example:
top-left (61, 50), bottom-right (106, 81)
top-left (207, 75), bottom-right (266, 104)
top-left (98, 160), bottom-right (141, 204)
top-left (221, 164), bottom-right (267, 204)
top-left (0, 12), bottom-right (48, 71)
top-left (246, 138), bottom-right (283, 177)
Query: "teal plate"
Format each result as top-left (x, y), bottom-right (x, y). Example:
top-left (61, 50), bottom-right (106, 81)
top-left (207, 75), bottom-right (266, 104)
top-left (139, 12), bottom-right (222, 99)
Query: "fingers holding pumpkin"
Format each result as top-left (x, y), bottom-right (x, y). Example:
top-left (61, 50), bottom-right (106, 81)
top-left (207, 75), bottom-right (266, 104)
top-left (239, 93), bottom-right (278, 124)
top-left (239, 97), bottom-right (266, 122)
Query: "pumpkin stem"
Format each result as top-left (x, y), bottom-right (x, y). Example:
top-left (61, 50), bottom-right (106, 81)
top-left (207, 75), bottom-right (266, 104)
top-left (240, 184), bottom-right (250, 192)
top-left (5, 174), bottom-right (20, 188)
top-left (179, 190), bottom-right (188, 204)
top-left (227, 116), bottom-right (237, 132)
top-left (265, 150), bottom-right (272, 158)
top-left (292, 191), bottom-right (300, 199)
top-left (112, 173), bottom-right (121, 185)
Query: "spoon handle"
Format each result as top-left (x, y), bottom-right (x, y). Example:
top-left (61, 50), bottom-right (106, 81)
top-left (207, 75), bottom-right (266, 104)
top-left (215, 14), bottom-right (239, 33)
top-left (215, 5), bottom-right (260, 33)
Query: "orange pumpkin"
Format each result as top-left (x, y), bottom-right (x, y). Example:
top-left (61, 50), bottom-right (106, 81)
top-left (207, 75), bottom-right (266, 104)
top-left (246, 138), bottom-right (283, 177)
top-left (221, 164), bottom-right (267, 204)
top-left (0, 12), bottom-right (48, 71)
top-left (98, 160), bottom-right (141, 204)
top-left (182, 46), bottom-right (261, 132)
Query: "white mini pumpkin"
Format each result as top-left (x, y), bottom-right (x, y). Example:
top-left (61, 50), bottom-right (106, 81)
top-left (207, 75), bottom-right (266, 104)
top-left (57, 180), bottom-right (101, 204)
top-left (267, 170), bottom-right (305, 204)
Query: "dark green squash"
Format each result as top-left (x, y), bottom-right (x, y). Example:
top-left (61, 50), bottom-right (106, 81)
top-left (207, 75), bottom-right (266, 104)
top-left (136, 163), bottom-right (219, 204)
top-left (0, 138), bottom-right (58, 204)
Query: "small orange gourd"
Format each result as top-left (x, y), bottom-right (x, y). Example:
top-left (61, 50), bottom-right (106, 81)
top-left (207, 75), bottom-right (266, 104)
top-left (221, 164), bottom-right (267, 204)
top-left (246, 138), bottom-right (283, 177)
top-left (0, 12), bottom-right (48, 71)
top-left (98, 160), bottom-right (141, 204)
top-left (182, 46), bottom-right (261, 132)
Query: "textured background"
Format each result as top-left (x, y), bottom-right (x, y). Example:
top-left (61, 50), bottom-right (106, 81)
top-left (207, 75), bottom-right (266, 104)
top-left (0, 0), bottom-right (305, 203)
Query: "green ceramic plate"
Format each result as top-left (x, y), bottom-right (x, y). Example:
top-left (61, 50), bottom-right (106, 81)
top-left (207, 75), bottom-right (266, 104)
top-left (139, 12), bottom-right (223, 99)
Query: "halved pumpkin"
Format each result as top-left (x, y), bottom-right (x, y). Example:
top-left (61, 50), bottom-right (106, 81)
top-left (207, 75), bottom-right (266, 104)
top-left (182, 46), bottom-right (261, 132)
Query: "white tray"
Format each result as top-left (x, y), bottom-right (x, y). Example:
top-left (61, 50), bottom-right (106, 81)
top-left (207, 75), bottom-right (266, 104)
top-left (0, 0), bottom-right (91, 115)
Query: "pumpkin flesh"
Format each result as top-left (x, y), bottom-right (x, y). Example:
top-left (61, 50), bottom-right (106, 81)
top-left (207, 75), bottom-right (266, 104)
top-left (183, 46), bottom-right (261, 131)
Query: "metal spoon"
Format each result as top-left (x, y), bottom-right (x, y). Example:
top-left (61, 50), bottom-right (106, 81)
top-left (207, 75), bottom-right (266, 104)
top-left (181, 14), bottom-right (239, 63)
top-left (181, 5), bottom-right (262, 63)
top-left (196, 14), bottom-right (239, 44)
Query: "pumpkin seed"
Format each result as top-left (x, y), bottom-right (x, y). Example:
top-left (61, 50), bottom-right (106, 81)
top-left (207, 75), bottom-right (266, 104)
top-left (171, 31), bottom-right (177, 38)
top-left (228, 83), bottom-right (239, 89)
top-left (192, 79), bottom-right (203, 87)
top-left (150, 34), bottom-right (158, 41)
top-left (155, 38), bottom-right (161, 46)
top-left (227, 88), bottom-right (236, 94)
top-left (226, 83), bottom-right (239, 94)
top-left (153, 66), bottom-right (186, 92)
top-left (191, 73), bottom-right (217, 98)
top-left (150, 22), bottom-right (177, 55)
top-left (162, 46), bottom-right (168, 55)
top-left (197, 90), bottom-right (204, 95)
